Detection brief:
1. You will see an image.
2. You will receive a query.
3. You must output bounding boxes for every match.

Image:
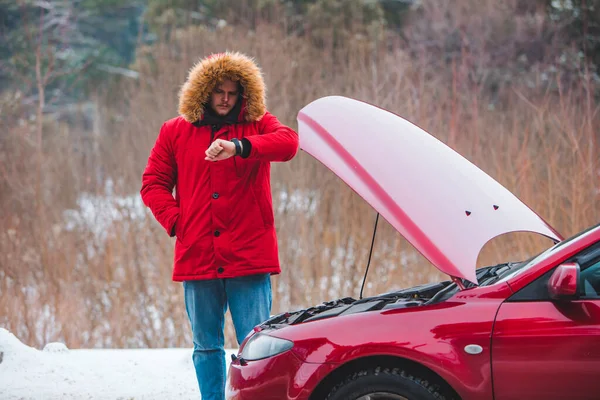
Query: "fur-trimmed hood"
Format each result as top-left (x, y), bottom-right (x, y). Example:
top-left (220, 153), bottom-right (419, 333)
top-left (178, 51), bottom-right (267, 123)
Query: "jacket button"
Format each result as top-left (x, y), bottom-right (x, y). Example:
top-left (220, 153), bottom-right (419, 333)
top-left (212, 192), bottom-right (219, 199)
top-left (214, 230), bottom-right (220, 237)
top-left (217, 267), bottom-right (224, 273)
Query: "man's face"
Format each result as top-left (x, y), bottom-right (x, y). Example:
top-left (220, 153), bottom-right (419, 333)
top-left (209, 79), bottom-right (240, 116)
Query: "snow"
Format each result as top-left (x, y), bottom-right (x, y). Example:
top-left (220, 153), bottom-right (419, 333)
top-left (63, 191), bottom-right (147, 241)
top-left (0, 328), bottom-right (236, 400)
top-left (277, 189), bottom-right (318, 215)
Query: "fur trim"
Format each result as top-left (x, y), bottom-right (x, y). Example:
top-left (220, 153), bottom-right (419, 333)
top-left (178, 51), bottom-right (267, 123)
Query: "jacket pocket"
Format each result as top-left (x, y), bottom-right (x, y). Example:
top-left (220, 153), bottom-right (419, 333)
top-left (175, 205), bottom-right (185, 243)
top-left (253, 187), bottom-right (274, 227)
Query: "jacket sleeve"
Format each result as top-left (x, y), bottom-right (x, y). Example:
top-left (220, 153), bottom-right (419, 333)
top-left (140, 122), bottom-right (179, 236)
top-left (244, 112), bottom-right (299, 162)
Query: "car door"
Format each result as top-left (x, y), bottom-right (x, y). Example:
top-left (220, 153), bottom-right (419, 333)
top-left (491, 242), bottom-right (600, 400)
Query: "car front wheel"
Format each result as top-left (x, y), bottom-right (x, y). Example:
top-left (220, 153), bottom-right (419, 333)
top-left (325, 367), bottom-right (451, 400)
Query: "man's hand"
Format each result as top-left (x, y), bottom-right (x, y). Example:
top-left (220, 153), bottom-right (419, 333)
top-left (205, 139), bottom-right (236, 161)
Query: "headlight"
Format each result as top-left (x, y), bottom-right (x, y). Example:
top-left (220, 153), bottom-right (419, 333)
top-left (240, 333), bottom-right (293, 361)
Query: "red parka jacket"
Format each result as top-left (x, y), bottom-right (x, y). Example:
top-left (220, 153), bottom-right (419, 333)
top-left (140, 52), bottom-right (298, 281)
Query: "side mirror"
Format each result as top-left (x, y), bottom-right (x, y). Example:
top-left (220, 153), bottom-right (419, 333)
top-left (548, 262), bottom-right (579, 300)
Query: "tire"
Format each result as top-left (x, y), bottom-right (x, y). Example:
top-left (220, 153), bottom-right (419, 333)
top-left (325, 366), bottom-right (450, 400)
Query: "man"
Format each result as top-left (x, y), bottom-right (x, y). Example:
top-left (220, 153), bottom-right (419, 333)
top-left (140, 51), bottom-right (298, 400)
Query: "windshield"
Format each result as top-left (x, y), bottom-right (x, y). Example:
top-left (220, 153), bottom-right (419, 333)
top-left (496, 223), bottom-right (600, 283)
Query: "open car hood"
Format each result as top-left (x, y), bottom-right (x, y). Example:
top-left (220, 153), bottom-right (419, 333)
top-left (297, 96), bottom-right (562, 284)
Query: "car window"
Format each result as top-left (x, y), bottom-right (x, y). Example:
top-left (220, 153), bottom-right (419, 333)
top-left (507, 268), bottom-right (555, 301)
top-left (508, 242), bottom-right (600, 302)
top-left (579, 257), bottom-right (600, 299)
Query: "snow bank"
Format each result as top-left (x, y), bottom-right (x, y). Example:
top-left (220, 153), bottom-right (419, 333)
top-left (0, 328), bottom-right (235, 399)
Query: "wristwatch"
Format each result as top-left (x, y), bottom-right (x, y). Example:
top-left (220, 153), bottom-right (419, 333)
top-left (231, 138), bottom-right (242, 156)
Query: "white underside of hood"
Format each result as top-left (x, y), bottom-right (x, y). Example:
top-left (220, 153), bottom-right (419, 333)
top-left (297, 96), bottom-right (562, 284)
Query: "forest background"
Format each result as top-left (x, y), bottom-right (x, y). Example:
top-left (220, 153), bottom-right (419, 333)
top-left (1, 0), bottom-right (598, 349)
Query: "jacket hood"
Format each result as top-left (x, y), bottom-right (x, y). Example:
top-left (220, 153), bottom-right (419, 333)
top-left (297, 96), bottom-right (562, 284)
top-left (178, 51), bottom-right (267, 123)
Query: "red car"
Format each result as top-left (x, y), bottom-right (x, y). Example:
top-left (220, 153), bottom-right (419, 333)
top-left (226, 96), bottom-right (600, 400)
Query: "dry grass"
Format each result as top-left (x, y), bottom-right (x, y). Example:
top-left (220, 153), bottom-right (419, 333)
top-left (1, 1), bottom-right (598, 349)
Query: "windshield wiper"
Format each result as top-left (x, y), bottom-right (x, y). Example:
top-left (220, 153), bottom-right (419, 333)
top-left (477, 262), bottom-right (522, 285)
top-left (427, 262), bottom-right (525, 305)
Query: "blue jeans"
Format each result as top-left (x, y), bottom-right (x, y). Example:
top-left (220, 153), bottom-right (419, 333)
top-left (183, 274), bottom-right (272, 400)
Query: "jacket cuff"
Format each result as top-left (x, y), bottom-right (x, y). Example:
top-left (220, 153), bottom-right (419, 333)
top-left (241, 138), bottom-right (252, 159)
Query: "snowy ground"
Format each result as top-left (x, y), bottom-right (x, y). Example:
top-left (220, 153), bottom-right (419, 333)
top-left (0, 328), bottom-right (234, 400)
